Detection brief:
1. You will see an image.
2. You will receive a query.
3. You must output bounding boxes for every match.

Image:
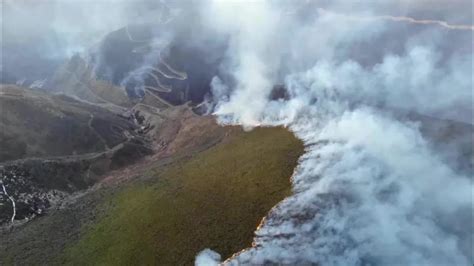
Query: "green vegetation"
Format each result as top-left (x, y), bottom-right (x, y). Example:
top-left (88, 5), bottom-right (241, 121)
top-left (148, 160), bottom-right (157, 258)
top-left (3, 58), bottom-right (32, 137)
top-left (62, 127), bottom-right (304, 265)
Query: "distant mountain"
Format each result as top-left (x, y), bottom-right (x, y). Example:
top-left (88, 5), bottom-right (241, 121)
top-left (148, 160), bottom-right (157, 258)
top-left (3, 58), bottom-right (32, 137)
top-left (92, 23), bottom-right (225, 105)
top-left (47, 54), bottom-right (132, 109)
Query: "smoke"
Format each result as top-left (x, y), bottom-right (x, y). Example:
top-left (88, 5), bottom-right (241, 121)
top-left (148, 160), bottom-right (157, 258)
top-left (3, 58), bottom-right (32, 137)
top-left (202, 0), bottom-right (283, 125)
top-left (1, 0), bottom-right (172, 86)
top-left (219, 105), bottom-right (472, 265)
top-left (205, 1), bottom-right (472, 125)
top-left (195, 249), bottom-right (220, 266)
top-left (196, 0), bottom-right (473, 265)
top-left (2, 0), bottom-right (160, 57)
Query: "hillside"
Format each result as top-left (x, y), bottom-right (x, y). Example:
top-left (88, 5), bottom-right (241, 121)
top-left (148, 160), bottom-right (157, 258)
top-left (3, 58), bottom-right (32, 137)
top-left (0, 85), bottom-right (154, 225)
top-left (0, 85), bottom-right (142, 162)
top-left (47, 55), bottom-right (133, 109)
top-left (0, 125), bottom-right (304, 265)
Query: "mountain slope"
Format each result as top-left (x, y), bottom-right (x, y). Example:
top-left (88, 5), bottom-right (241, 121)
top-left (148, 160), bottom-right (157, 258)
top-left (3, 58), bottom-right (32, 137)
top-left (0, 126), bottom-right (304, 265)
top-left (0, 85), bottom-right (138, 162)
top-left (0, 85), bottom-right (154, 225)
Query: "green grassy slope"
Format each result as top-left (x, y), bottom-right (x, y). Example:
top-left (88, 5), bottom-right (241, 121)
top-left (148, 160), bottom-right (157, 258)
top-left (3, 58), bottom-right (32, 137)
top-left (62, 127), bottom-right (304, 265)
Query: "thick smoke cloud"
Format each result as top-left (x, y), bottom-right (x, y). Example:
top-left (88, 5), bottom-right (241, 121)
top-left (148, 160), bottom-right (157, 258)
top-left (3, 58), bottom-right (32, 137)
top-left (205, 1), bottom-right (472, 125)
top-left (196, 0), bottom-right (473, 265)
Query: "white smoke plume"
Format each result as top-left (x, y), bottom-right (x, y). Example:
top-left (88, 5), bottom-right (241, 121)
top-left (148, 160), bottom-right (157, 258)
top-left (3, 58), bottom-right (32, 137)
top-left (195, 249), bottom-right (221, 266)
top-left (196, 0), bottom-right (473, 265)
top-left (204, 0), bottom-right (283, 125)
